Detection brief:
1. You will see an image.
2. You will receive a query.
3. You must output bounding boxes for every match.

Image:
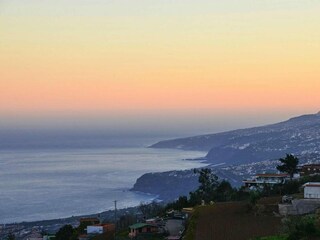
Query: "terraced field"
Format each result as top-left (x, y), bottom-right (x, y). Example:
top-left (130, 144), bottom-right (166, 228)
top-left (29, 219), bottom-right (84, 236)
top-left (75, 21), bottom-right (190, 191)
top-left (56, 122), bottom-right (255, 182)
top-left (194, 200), bottom-right (282, 240)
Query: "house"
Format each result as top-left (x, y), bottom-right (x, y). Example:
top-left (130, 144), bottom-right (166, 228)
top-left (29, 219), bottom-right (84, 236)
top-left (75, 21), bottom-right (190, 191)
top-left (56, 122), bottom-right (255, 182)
top-left (243, 173), bottom-right (289, 189)
top-left (87, 223), bottom-right (115, 235)
top-left (128, 223), bottom-right (158, 238)
top-left (299, 164), bottom-right (320, 176)
top-left (303, 182), bottom-right (320, 199)
top-left (278, 182), bottom-right (320, 216)
top-left (145, 218), bottom-right (158, 225)
top-left (181, 208), bottom-right (194, 219)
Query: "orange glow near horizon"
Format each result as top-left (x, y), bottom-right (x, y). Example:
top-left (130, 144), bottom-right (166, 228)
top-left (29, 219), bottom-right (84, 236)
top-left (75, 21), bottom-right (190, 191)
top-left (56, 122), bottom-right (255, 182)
top-left (1, 1), bottom-right (320, 118)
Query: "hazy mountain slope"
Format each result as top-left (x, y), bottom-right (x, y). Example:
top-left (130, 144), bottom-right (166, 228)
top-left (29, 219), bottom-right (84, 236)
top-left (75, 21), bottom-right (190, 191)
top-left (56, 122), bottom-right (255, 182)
top-left (131, 168), bottom-right (244, 201)
top-left (151, 112), bottom-right (320, 165)
top-left (131, 153), bottom-right (320, 200)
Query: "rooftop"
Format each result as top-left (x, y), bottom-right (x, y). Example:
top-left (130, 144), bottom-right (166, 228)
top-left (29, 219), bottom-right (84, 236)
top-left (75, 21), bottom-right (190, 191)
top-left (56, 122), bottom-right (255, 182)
top-left (301, 164), bottom-right (320, 167)
top-left (129, 223), bottom-right (156, 230)
top-left (242, 180), bottom-right (257, 183)
top-left (303, 182), bottom-right (320, 187)
top-left (256, 173), bottom-right (289, 178)
top-left (89, 223), bottom-right (115, 227)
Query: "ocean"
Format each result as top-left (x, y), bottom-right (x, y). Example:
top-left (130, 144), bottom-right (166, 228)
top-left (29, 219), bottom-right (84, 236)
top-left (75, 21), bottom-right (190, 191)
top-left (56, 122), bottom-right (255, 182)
top-left (0, 146), bottom-right (206, 223)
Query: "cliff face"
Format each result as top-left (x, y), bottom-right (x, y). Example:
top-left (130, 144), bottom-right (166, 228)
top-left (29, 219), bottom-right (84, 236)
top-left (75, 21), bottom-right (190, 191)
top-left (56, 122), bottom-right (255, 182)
top-left (151, 113), bottom-right (320, 165)
top-left (131, 170), bottom-right (199, 201)
top-left (131, 153), bottom-right (320, 202)
top-left (131, 167), bottom-right (245, 201)
top-left (140, 112), bottom-right (320, 201)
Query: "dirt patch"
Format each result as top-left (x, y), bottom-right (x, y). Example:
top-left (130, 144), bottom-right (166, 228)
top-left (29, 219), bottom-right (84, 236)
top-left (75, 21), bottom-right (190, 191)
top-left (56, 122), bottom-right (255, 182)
top-left (195, 202), bottom-right (282, 240)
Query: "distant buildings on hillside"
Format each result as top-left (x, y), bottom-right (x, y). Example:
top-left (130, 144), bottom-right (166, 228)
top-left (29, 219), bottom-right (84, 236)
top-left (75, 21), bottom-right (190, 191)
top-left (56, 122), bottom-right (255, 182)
top-left (243, 163), bottom-right (320, 190)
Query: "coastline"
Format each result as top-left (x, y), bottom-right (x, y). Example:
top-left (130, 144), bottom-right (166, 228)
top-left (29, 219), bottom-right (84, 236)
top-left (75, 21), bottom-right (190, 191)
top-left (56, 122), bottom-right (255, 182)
top-left (0, 146), bottom-right (208, 240)
top-left (0, 147), bottom-right (206, 225)
top-left (0, 205), bottom-right (143, 239)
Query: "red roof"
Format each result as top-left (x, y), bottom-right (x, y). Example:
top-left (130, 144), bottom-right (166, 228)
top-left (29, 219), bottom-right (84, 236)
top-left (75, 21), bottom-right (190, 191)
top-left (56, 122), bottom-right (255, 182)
top-left (256, 173), bottom-right (289, 177)
top-left (242, 180), bottom-right (257, 183)
top-left (91, 223), bottom-right (115, 227)
top-left (303, 182), bottom-right (320, 187)
top-left (302, 164), bottom-right (320, 168)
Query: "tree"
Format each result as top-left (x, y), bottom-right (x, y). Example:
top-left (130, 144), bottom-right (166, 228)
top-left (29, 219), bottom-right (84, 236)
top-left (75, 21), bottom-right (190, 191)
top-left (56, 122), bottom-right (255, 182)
top-left (138, 201), bottom-right (164, 219)
top-left (282, 215), bottom-right (320, 240)
top-left (277, 154), bottom-right (299, 179)
top-left (7, 233), bottom-right (15, 240)
top-left (190, 168), bottom-right (219, 204)
top-left (55, 224), bottom-right (76, 240)
top-left (214, 180), bottom-right (235, 202)
top-left (165, 195), bottom-right (190, 211)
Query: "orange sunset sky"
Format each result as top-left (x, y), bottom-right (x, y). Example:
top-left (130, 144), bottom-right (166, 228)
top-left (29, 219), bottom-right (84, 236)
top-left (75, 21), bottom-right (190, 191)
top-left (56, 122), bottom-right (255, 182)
top-left (0, 1), bottom-right (319, 132)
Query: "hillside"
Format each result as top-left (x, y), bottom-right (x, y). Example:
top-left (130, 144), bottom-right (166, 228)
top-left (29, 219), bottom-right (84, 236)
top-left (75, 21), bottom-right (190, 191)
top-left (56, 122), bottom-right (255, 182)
top-left (191, 199), bottom-right (282, 240)
top-left (131, 153), bottom-right (320, 200)
top-left (131, 168), bottom-right (244, 201)
top-left (151, 112), bottom-right (320, 165)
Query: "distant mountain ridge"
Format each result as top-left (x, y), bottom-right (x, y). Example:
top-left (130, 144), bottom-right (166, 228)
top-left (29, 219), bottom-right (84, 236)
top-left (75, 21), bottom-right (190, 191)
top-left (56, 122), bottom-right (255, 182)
top-left (150, 112), bottom-right (320, 165)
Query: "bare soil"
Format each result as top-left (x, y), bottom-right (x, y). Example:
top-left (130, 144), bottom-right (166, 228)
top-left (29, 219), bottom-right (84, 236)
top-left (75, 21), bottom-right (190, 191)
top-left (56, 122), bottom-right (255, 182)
top-left (195, 201), bottom-right (282, 240)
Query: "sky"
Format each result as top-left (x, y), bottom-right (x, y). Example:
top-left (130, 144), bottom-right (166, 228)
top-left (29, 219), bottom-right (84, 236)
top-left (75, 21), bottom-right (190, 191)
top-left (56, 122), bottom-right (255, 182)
top-left (0, 0), bottom-right (320, 135)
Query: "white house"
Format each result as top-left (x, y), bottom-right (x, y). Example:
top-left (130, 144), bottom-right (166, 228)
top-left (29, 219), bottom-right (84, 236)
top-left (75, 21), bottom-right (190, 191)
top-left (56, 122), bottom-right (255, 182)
top-left (86, 223), bottom-right (115, 235)
top-left (303, 182), bottom-right (320, 199)
top-left (243, 173), bottom-right (289, 189)
top-left (87, 226), bottom-right (104, 234)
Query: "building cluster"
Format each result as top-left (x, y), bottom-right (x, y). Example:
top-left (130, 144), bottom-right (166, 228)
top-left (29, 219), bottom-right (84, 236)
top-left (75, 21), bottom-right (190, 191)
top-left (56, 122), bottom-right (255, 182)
top-left (278, 182), bottom-right (320, 216)
top-left (242, 163), bottom-right (320, 216)
top-left (0, 218), bottom-right (115, 240)
top-left (242, 163), bottom-right (320, 190)
top-left (77, 217), bottom-right (115, 240)
top-left (0, 211), bottom-right (190, 240)
top-left (243, 173), bottom-right (291, 189)
top-left (128, 210), bottom-right (189, 240)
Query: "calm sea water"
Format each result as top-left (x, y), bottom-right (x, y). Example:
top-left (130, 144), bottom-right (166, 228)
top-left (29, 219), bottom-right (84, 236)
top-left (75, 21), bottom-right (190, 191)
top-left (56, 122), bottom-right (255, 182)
top-left (0, 147), bottom-right (206, 223)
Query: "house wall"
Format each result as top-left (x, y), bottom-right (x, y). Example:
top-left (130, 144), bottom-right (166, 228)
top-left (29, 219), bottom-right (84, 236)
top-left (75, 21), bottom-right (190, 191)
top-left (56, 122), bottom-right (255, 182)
top-left (129, 229), bottom-right (137, 237)
top-left (103, 224), bottom-right (115, 232)
top-left (146, 219), bottom-right (157, 225)
top-left (129, 226), bottom-right (158, 237)
top-left (301, 166), bottom-right (320, 176)
top-left (256, 177), bottom-right (285, 184)
top-left (304, 187), bottom-right (320, 199)
top-left (87, 226), bottom-right (103, 234)
top-left (279, 199), bottom-right (320, 216)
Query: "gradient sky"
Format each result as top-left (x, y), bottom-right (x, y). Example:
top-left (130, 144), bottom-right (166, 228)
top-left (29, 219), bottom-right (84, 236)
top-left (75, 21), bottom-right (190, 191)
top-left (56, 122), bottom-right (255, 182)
top-left (1, 1), bottom-right (319, 134)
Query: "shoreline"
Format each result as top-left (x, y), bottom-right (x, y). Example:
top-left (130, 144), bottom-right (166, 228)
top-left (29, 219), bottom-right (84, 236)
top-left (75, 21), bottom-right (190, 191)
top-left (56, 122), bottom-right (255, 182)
top-left (0, 147), bottom-right (206, 225)
top-left (1, 204), bottom-right (144, 236)
top-left (1, 192), bottom-right (160, 226)
top-left (0, 146), bottom-right (207, 239)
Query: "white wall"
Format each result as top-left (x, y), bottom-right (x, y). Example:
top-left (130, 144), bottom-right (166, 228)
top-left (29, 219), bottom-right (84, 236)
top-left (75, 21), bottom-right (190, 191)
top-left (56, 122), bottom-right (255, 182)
top-left (304, 187), bottom-right (320, 199)
top-left (87, 226), bottom-right (103, 234)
